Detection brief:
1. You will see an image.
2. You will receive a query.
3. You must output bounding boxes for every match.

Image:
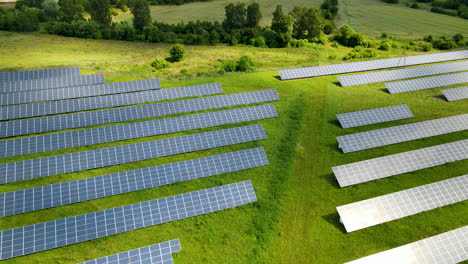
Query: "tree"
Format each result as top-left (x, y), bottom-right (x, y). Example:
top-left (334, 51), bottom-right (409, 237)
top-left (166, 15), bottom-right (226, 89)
top-left (41, 0), bottom-right (60, 20)
top-left (131, 0), bottom-right (151, 31)
top-left (222, 3), bottom-right (247, 32)
top-left (58, 0), bottom-right (85, 22)
top-left (272, 5), bottom-right (283, 21)
top-left (271, 14), bottom-right (293, 47)
top-left (290, 7), bottom-right (325, 41)
top-left (453, 33), bottom-right (464, 43)
top-left (88, 0), bottom-right (112, 26)
top-left (15, 0), bottom-right (43, 9)
top-left (246, 3), bottom-right (261, 28)
top-left (169, 43), bottom-right (185, 62)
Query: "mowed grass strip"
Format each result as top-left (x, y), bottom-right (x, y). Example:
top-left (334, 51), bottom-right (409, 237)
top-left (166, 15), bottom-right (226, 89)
top-left (0, 32), bottom-right (467, 263)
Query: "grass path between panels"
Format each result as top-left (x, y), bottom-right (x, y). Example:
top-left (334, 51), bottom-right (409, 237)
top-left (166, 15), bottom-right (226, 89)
top-left (0, 32), bottom-right (467, 263)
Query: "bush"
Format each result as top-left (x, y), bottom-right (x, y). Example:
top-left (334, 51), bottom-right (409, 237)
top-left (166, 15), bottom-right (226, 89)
top-left (221, 60), bottom-right (237, 72)
top-left (121, 5), bottom-right (128, 12)
top-left (169, 43), bottom-right (185, 62)
top-left (423, 35), bottom-right (434, 42)
top-left (236, 55), bottom-right (255, 72)
top-left (378, 40), bottom-right (392, 50)
top-left (416, 41), bottom-right (433, 51)
top-left (151, 58), bottom-right (170, 69)
top-left (344, 46), bottom-right (377, 60)
top-left (432, 38), bottom-right (458, 49)
top-left (453, 33), bottom-right (464, 43)
top-left (334, 24), bottom-right (369, 47)
top-left (411, 2), bottom-right (419, 8)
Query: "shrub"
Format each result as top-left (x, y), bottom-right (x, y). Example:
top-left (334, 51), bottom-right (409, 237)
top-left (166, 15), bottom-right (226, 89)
top-left (411, 2), bottom-right (419, 8)
top-left (151, 58), bottom-right (170, 69)
top-left (432, 38), bottom-right (457, 49)
top-left (378, 40), bottom-right (392, 50)
top-left (169, 43), bottom-right (185, 62)
top-left (334, 24), bottom-right (369, 47)
top-left (344, 46), bottom-right (377, 60)
top-left (121, 5), bottom-right (128, 12)
top-left (250, 36), bottom-right (266, 47)
top-left (416, 41), bottom-right (433, 51)
top-left (423, 35), bottom-right (434, 42)
top-left (221, 60), bottom-right (237, 72)
top-left (453, 33), bottom-right (464, 43)
top-left (236, 55), bottom-right (255, 72)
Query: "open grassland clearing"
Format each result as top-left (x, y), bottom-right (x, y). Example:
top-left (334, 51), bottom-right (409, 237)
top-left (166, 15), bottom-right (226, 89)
top-left (0, 31), bottom-right (467, 263)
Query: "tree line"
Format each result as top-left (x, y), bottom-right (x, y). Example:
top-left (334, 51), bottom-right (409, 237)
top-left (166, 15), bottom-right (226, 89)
top-left (382, 0), bottom-right (468, 19)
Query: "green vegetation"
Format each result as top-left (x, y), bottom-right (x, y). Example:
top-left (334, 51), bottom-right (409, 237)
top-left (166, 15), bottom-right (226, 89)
top-left (0, 31), bottom-right (467, 264)
top-left (169, 43), bottom-right (185, 62)
top-left (130, 0), bottom-right (151, 31)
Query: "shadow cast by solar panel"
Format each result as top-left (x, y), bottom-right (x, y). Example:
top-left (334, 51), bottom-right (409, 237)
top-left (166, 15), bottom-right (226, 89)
top-left (327, 142), bottom-right (342, 154)
top-left (273, 75), bottom-right (282, 80)
top-left (328, 119), bottom-right (342, 128)
top-left (332, 81), bottom-right (343, 87)
top-left (379, 88), bottom-right (391, 94)
top-left (322, 212), bottom-right (346, 234)
top-left (433, 94), bottom-right (448, 101)
top-left (323, 173), bottom-right (341, 189)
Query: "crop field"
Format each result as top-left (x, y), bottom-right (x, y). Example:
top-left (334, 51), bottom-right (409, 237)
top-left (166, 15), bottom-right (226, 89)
top-left (0, 32), bottom-right (467, 264)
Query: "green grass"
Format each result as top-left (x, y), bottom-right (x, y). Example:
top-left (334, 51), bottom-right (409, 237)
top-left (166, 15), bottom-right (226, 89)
top-left (0, 31), bottom-right (467, 263)
top-left (113, 0), bottom-right (323, 26)
top-left (337, 0), bottom-right (468, 39)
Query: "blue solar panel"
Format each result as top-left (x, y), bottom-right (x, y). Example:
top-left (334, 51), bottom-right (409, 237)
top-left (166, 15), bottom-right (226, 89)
top-left (0, 74), bottom-right (105, 93)
top-left (79, 239), bottom-right (181, 264)
top-left (0, 83), bottom-right (223, 120)
top-left (0, 89), bottom-right (279, 138)
top-left (0, 124), bottom-right (266, 184)
top-left (0, 104), bottom-right (277, 158)
top-left (0, 180), bottom-right (256, 260)
top-left (0, 78), bottom-right (161, 106)
top-left (0, 67), bottom-right (80, 82)
top-left (1, 148), bottom-right (268, 216)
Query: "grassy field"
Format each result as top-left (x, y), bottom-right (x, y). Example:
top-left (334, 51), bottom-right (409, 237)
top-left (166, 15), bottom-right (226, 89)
top-left (0, 31), bottom-right (467, 264)
top-left (336, 0), bottom-right (468, 38)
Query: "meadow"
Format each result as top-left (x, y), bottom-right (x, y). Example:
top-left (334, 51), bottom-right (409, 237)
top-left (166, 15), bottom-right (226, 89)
top-left (0, 31), bottom-right (467, 263)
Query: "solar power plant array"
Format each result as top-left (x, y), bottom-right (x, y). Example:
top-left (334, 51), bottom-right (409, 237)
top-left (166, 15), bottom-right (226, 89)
top-left (0, 104), bottom-right (277, 158)
top-left (278, 50), bottom-right (468, 80)
top-left (346, 226), bottom-right (468, 264)
top-left (0, 181), bottom-right (257, 260)
top-left (0, 74), bottom-right (105, 93)
top-left (336, 104), bottom-right (413, 128)
top-left (0, 78), bottom-right (162, 106)
top-left (0, 67), bottom-right (80, 82)
top-left (338, 60), bottom-right (468, 86)
top-left (79, 239), bottom-right (181, 264)
top-left (333, 139), bottom-right (468, 187)
top-left (0, 83), bottom-right (224, 120)
top-left (337, 113), bottom-right (468, 153)
top-left (337, 175), bottom-right (468, 232)
top-left (385, 71), bottom-right (468, 94)
top-left (1, 148), bottom-right (268, 216)
top-left (0, 89), bottom-right (279, 138)
top-left (442, 86), bottom-right (468, 101)
top-left (0, 124), bottom-right (266, 184)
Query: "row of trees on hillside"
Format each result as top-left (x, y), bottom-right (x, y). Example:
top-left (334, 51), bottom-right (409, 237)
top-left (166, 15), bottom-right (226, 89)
top-left (382, 0), bottom-right (468, 19)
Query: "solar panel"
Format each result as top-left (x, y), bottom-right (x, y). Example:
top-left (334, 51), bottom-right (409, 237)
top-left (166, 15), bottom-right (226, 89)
top-left (0, 180), bottom-right (257, 260)
top-left (385, 71), bottom-right (468, 94)
top-left (279, 50), bottom-right (468, 80)
top-left (337, 113), bottom-right (468, 153)
top-left (338, 60), bottom-right (468, 86)
top-left (0, 78), bottom-right (162, 106)
top-left (442, 86), bottom-right (468, 101)
top-left (0, 89), bottom-right (279, 138)
top-left (79, 239), bottom-right (181, 264)
top-left (1, 148), bottom-right (268, 216)
top-left (0, 67), bottom-right (80, 82)
top-left (345, 226), bottom-right (468, 264)
top-left (0, 104), bottom-right (277, 158)
top-left (337, 104), bottom-right (413, 128)
top-left (0, 74), bottom-right (105, 93)
top-left (0, 124), bottom-right (266, 184)
top-left (337, 175), bottom-right (468, 232)
top-left (0, 83), bottom-right (224, 120)
top-left (332, 139), bottom-right (468, 187)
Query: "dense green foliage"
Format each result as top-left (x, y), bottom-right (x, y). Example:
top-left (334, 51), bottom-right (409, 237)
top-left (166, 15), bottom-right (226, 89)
top-left (88, 0), bottom-right (112, 26)
top-left (58, 0), bottom-right (85, 22)
top-left (169, 43), bottom-right (185, 62)
top-left (408, 0), bottom-right (468, 19)
top-left (151, 57), bottom-right (170, 69)
top-left (131, 0), bottom-right (151, 31)
top-left (0, 7), bottom-right (41, 32)
top-left (220, 55), bottom-right (255, 72)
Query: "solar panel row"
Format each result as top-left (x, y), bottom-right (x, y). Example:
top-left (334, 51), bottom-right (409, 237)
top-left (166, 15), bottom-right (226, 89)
top-left (0, 180), bottom-right (257, 260)
top-left (337, 104), bottom-right (413, 129)
top-left (0, 78), bottom-right (162, 106)
top-left (79, 239), bottom-right (181, 264)
top-left (337, 113), bottom-right (468, 153)
top-left (279, 50), bottom-right (468, 80)
top-left (345, 225), bottom-right (468, 264)
top-left (0, 124), bottom-right (267, 184)
top-left (337, 174), bottom-right (468, 232)
top-left (338, 60), bottom-right (468, 86)
top-left (0, 74), bottom-right (106, 93)
top-left (333, 139), bottom-right (468, 187)
top-left (0, 104), bottom-right (277, 158)
top-left (0, 83), bottom-right (224, 120)
top-left (1, 147), bottom-right (268, 216)
top-left (0, 89), bottom-right (279, 138)
top-left (442, 86), bottom-right (468, 101)
top-left (385, 71), bottom-right (468, 94)
top-left (0, 67), bottom-right (80, 82)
